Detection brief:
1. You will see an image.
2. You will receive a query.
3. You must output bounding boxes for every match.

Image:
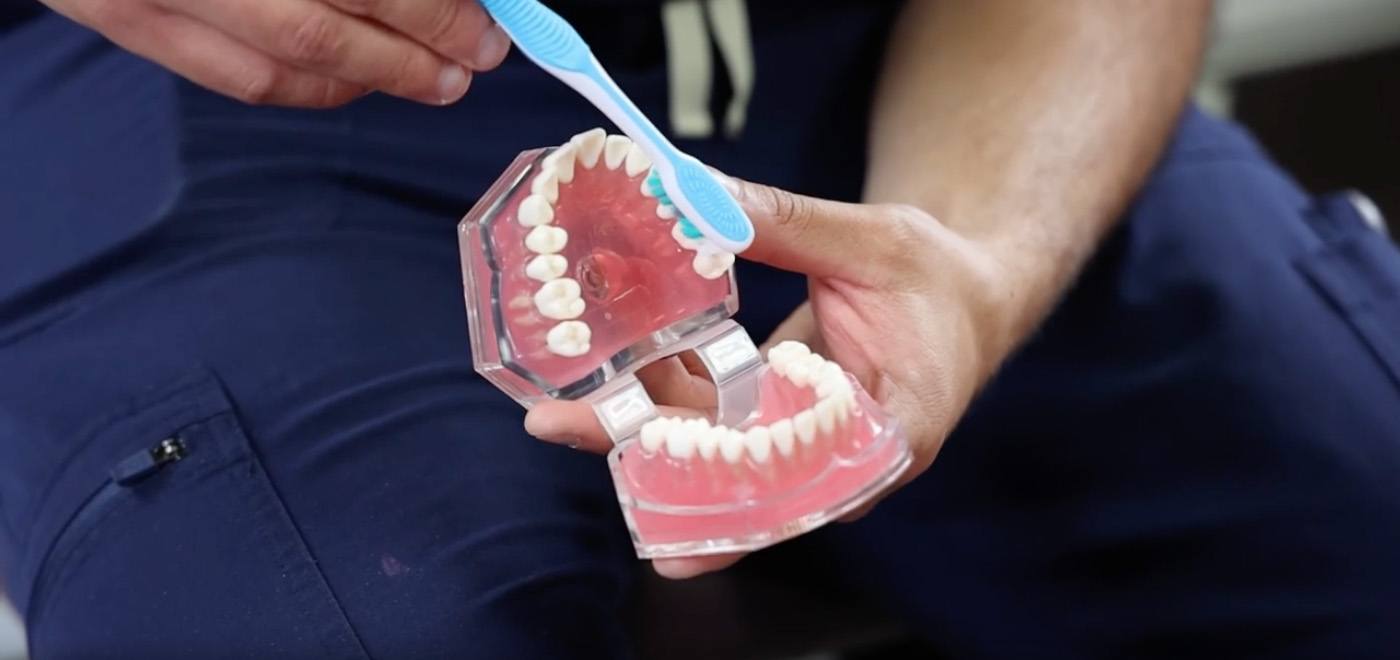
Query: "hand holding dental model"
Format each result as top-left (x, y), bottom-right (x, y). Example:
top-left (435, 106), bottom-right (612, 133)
top-left (457, 127), bottom-right (1014, 577)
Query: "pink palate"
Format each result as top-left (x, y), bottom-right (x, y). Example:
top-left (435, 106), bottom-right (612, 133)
top-left (465, 149), bottom-right (730, 390)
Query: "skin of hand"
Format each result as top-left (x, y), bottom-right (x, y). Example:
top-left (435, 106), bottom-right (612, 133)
top-left (39, 0), bottom-right (511, 107)
top-left (526, 0), bottom-right (1212, 580)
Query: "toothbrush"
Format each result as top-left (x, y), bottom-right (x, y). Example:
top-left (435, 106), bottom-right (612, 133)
top-left (477, 0), bottom-right (755, 253)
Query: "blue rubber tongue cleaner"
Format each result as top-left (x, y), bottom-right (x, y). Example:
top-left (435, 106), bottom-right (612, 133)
top-left (479, 0), bottom-right (755, 253)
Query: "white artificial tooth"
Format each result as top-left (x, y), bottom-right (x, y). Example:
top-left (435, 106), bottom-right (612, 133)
top-left (785, 360), bottom-right (814, 388)
top-left (603, 135), bottom-right (632, 170)
top-left (693, 251), bottom-right (735, 280)
top-left (833, 389), bottom-right (853, 424)
top-left (640, 417), bottom-right (670, 454)
top-left (546, 321), bottom-right (591, 358)
top-left (534, 278), bottom-right (585, 320)
top-left (570, 128), bottom-right (607, 169)
top-left (744, 426), bottom-right (772, 463)
top-left (526, 254), bottom-right (568, 282)
top-left (770, 418), bottom-right (795, 458)
top-left (720, 429), bottom-right (746, 464)
top-left (794, 409), bottom-right (817, 445)
top-left (671, 222), bottom-right (701, 250)
top-left (815, 369), bottom-right (851, 400)
top-left (665, 421), bottom-right (697, 460)
top-left (656, 204), bottom-right (677, 220)
top-left (815, 398), bottom-right (838, 435)
top-left (524, 225), bottom-right (568, 254)
top-left (624, 143), bottom-right (652, 177)
top-left (641, 176), bottom-right (657, 197)
top-left (530, 168), bottom-right (560, 205)
top-left (697, 425), bottom-right (725, 461)
top-left (517, 194), bottom-right (555, 227)
top-left (543, 144), bottom-right (577, 184)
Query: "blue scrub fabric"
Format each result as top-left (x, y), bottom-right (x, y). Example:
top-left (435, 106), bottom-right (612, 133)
top-left (2, 5), bottom-right (1399, 659)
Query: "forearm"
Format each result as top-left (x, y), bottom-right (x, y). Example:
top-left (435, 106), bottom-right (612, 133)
top-left (865, 0), bottom-right (1211, 357)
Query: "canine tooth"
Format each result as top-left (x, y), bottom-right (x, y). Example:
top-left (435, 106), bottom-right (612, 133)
top-left (526, 254), bottom-right (568, 282)
top-left (603, 135), bottom-right (632, 170)
top-left (640, 417), bottom-right (670, 454)
top-left (625, 143), bottom-right (652, 177)
top-left (833, 389), bottom-right (854, 424)
top-left (744, 426), bottom-right (772, 463)
top-left (815, 398), bottom-right (838, 435)
top-left (671, 222), bottom-right (701, 250)
top-left (665, 421), bottom-right (697, 460)
top-left (697, 425), bottom-right (724, 461)
top-left (794, 409), bottom-right (817, 445)
top-left (769, 418), bottom-right (795, 458)
top-left (693, 251), bottom-right (735, 280)
top-left (656, 204), bottom-right (677, 220)
top-left (534, 278), bottom-right (585, 320)
top-left (546, 321), bottom-right (591, 358)
top-left (530, 169), bottom-right (560, 204)
top-left (787, 354), bottom-right (826, 388)
top-left (570, 128), bottom-right (607, 169)
top-left (543, 144), bottom-right (577, 184)
top-left (525, 225), bottom-right (568, 254)
top-left (518, 194), bottom-right (555, 227)
top-left (720, 429), bottom-right (746, 464)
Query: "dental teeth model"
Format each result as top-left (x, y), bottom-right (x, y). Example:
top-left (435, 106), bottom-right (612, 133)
top-left (460, 130), bottom-right (911, 558)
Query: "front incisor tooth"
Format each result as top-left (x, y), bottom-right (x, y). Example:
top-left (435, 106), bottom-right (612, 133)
top-left (624, 143), bottom-right (652, 177)
top-left (744, 426), bottom-right (773, 463)
top-left (665, 421), bottom-right (697, 460)
top-left (656, 204), bottom-right (677, 220)
top-left (546, 321), bottom-right (591, 358)
top-left (525, 254), bottom-right (568, 282)
top-left (534, 278), bottom-right (585, 320)
top-left (530, 169), bottom-right (560, 204)
top-left (815, 398), bottom-right (838, 435)
top-left (640, 418), bottom-right (670, 454)
top-left (671, 222), bottom-right (700, 250)
top-left (720, 429), bottom-right (746, 464)
top-left (543, 144), bottom-right (577, 184)
top-left (525, 225), bottom-right (568, 254)
top-left (769, 418), bottom-right (795, 457)
top-left (794, 409), bottom-right (817, 445)
top-left (603, 135), bottom-right (632, 170)
top-left (570, 128), bottom-right (607, 169)
top-left (517, 194), bottom-right (555, 227)
top-left (693, 251), bottom-right (735, 280)
top-left (697, 425), bottom-right (725, 460)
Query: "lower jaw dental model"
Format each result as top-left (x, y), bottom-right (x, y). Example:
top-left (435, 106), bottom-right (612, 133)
top-left (459, 128), bottom-right (912, 558)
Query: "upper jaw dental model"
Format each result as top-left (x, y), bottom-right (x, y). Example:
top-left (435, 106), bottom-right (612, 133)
top-left (459, 128), bottom-right (912, 558)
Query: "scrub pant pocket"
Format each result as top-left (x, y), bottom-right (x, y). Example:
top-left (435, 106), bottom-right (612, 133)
top-left (22, 370), bottom-right (370, 660)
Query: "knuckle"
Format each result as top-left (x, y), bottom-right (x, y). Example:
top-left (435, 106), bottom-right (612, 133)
top-left (425, 0), bottom-right (465, 46)
top-left (281, 12), bottom-right (344, 66)
top-left (764, 185), bottom-right (813, 235)
top-left (875, 204), bottom-right (935, 262)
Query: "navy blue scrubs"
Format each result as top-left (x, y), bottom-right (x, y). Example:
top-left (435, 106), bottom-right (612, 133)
top-left (2, 3), bottom-right (1399, 658)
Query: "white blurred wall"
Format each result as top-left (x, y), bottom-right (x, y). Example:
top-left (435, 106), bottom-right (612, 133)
top-left (0, 600), bottom-right (23, 660)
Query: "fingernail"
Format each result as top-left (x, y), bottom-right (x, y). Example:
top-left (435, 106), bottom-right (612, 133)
top-left (437, 65), bottom-right (470, 105)
top-left (472, 25), bottom-right (511, 70)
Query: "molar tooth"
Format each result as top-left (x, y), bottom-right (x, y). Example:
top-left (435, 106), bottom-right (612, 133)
top-left (815, 398), bottom-right (838, 435)
top-left (665, 421), bottom-right (697, 460)
top-left (546, 321), bottom-right (591, 358)
top-left (543, 144), bottom-right (577, 184)
top-left (570, 128), bottom-right (607, 169)
top-left (744, 426), bottom-right (772, 463)
top-left (530, 168), bottom-right (560, 204)
top-left (697, 425), bottom-right (724, 461)
top-left (640, 417), bottom-right (670, 454)
top-left (603, 135), bottom-right (632, 170)
top-left (525, 225), bottom-right (568, 254)
top-left (625, 144), bottom-right (652, 177)
top-left (517, 194), bottom-right (555, 227)
top-left (720, 429), bottom-right (746, 464)
top-left (770, 418), bottom-right (795, 458)
top-left (534, 278), bottom-right (585, 320)
top-left (794, 409), bottom-right (817, 445)
top-left (693, 251), bottom-right (735, 280)
top-left (656, 204), bottom-right (677, 220)
top-left (525, 254), bottom-right (568, 282)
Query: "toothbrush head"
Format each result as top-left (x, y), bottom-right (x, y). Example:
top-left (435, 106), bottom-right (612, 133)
top-left (652, 155), bottom-right (755, 253)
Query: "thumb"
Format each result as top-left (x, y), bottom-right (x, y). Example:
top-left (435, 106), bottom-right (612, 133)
top-left (723, 176), bottom-right (888, 281)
